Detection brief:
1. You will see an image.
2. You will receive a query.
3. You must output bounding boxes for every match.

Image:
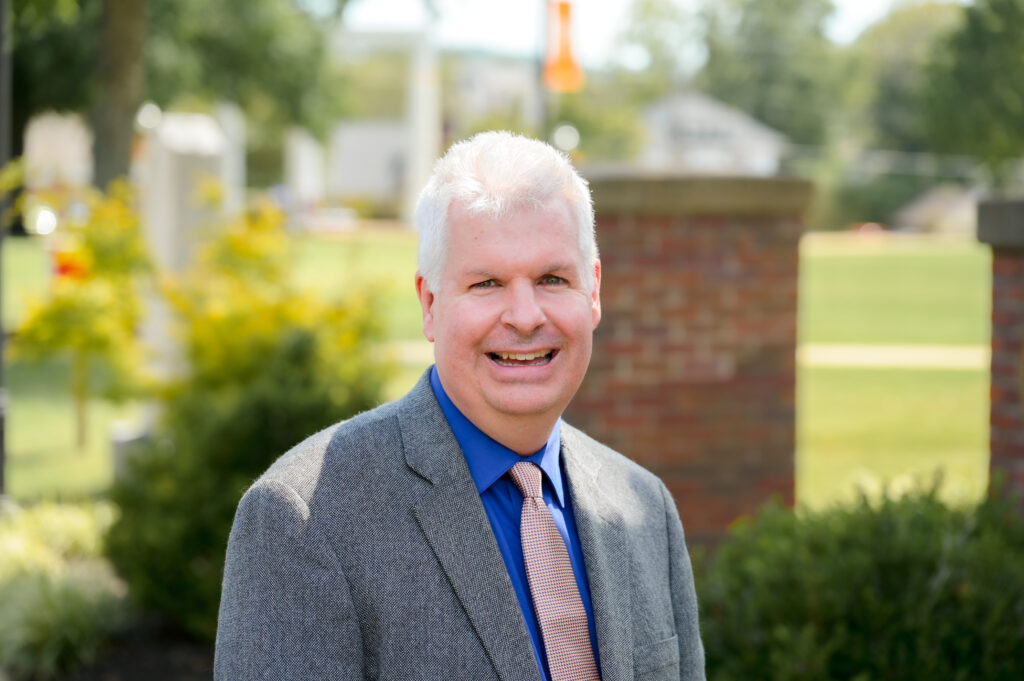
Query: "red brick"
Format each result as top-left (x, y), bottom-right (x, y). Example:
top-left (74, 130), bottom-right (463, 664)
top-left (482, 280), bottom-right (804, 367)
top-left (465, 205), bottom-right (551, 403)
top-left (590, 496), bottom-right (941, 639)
top-left (572, 178), bottom-right (811, 543)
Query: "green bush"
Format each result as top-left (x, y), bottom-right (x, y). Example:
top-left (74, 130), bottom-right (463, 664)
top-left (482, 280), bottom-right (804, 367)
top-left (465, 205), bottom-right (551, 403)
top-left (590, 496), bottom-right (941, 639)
top-left (105, 201), bottom-right (392, 640)
top-left (0, 502), bottom-right (128, 680)
top-left (697, 485), bottom-right (1024, 681)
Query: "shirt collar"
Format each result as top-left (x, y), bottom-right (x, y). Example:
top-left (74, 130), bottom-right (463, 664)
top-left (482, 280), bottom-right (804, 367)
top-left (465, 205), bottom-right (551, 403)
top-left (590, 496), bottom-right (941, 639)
top-left (430, 365), bottom-right (566, 507)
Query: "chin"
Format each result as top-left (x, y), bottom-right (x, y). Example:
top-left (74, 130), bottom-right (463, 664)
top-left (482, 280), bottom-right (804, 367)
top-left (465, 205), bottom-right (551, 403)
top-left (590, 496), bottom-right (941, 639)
top-left (486, 388), bottom-right (569, 419)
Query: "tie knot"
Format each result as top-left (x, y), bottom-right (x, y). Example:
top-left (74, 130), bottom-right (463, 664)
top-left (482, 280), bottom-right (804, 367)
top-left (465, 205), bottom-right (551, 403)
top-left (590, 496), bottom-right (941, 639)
top-left (509, 461), bottom-right (544, 500)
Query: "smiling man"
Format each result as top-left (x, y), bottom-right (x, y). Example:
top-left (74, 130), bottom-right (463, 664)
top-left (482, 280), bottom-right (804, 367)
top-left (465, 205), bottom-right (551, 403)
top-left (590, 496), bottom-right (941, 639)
top-left (215, 132), bottom-right (705, 681)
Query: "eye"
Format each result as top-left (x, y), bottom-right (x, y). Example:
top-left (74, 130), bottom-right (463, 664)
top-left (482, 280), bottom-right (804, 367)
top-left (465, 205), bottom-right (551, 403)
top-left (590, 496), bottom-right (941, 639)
top-left (471, 279), bottom-right (498, 289)
top-left (540, 275), bottom-right (567, 286)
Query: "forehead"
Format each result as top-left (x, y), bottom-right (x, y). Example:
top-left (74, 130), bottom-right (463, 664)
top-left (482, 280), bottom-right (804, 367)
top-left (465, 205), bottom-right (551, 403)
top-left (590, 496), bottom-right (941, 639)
top-left (446, 201), bottom-right (581, 263)
top-left (448, 199), bottom-right (577, 240)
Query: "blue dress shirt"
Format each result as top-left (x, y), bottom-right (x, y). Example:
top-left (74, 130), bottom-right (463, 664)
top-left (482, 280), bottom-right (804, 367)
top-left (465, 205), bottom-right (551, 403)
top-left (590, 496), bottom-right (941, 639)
top-left (429, 366), bottom-right (601, 681)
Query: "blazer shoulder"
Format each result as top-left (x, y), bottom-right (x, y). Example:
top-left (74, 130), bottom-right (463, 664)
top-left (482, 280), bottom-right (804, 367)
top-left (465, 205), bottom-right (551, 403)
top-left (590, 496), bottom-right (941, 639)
top-left (561, 420), bottom-right (665, 488)
top-left (258, 398), bottom-right (404, 503)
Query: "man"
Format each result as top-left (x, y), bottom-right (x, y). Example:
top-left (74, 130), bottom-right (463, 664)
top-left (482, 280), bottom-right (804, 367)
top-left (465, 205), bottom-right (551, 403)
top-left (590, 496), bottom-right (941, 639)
top-left (215, 131), bottom-right (705, 680)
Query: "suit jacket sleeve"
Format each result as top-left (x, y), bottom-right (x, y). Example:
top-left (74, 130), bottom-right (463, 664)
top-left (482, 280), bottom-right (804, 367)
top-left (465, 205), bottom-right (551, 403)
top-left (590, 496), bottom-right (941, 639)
top-left (215, 478), bottom-right (363, 680)
top-left (661, 482), bottom-right (706, 681)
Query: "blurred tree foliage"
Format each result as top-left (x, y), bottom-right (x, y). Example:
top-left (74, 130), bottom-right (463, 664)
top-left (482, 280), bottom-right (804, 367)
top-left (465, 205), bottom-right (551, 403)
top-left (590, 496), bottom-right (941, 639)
top-left (106, 199), bottom-right (392, 640)
top-left (550, 82), bottom-right (646, 163)
top-left (840, 2), bottom-right (962, 153)
top-left (922, 0), bottom-right (1024, 190)
top-left (608, 0), bottom-right (698, 103)
top-left (10, 182), bottom-right (151, 451)
top-left (11, 0), bottom-right (352, 185)
top-left (696, 0), bottom-right (839, 146)
top-left (333, 50), bottom-right (409, 120)
top-left (9, 0), bottom-right (97, 159)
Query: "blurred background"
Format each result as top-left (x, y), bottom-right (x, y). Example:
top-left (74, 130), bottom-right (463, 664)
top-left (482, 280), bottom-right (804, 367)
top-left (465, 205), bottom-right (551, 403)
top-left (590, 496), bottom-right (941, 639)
top-left (1, 0), bottom-right (1022, 679)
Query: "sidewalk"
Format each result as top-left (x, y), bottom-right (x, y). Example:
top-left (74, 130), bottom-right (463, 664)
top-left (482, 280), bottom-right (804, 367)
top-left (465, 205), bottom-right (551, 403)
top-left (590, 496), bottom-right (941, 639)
top-left (799, 344), bottom-right (988, 370)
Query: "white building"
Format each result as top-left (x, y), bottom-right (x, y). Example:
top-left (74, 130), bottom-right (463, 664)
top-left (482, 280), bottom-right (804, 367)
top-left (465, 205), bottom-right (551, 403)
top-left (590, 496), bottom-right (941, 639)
top-left (327, 120), bottom-right (407, 203)
top-left (640, 92), bottom-right (789, 176)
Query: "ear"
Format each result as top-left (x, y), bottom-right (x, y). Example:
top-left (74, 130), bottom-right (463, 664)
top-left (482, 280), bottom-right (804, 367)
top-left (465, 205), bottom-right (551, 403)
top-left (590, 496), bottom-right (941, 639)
top-left (591, 259), bottom-right (602, 329)
top-left (415, 271), bottom-right (436, 342)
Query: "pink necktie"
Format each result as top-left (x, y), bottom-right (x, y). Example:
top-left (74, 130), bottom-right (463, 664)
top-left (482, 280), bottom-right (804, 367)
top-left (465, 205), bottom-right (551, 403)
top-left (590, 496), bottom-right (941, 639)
top-left (508, 461), bottom-right (601, 681)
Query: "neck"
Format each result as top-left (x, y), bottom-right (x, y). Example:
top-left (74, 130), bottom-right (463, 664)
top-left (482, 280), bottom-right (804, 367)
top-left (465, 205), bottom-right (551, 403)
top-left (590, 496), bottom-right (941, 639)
top-left (473, 413), bottom-right (558, 456)
top-left (447, 393), bottom-right (558, 454)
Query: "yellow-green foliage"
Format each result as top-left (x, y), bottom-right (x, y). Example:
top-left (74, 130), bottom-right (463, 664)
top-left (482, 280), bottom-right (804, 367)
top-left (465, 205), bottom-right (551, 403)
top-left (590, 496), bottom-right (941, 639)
top-left (0, 159), bottom-right (26, 228)
top-left (11, 181), bottom-right (152, 449)
top-left (13, 181), bottom-right (150, 363)
top-left (107, 196), bottom-right (393, 640)
top-left (162, 198), bottom-right (390, 390)
top-left (0, 502), bottom-right (128, 680)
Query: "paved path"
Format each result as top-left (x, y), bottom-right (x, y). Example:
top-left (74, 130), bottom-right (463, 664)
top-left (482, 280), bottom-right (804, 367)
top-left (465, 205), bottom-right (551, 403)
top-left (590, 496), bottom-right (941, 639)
top-left (392, 341), bottom-right (990, 371)
top-left (799, 344), bottom-right (988, 370)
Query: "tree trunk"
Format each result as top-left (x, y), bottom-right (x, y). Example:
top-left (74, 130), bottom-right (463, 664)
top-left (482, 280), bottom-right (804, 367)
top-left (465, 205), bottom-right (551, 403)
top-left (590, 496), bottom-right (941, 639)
top-left (72, 353), bottom-right (89, 453)
top-left (92, 0), bottom-right (146, 189)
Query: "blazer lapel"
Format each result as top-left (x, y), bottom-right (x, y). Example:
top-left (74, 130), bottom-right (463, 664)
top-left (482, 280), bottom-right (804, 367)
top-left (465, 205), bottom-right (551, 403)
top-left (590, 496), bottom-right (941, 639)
top-left (563, 428), bottom-right (635, 681)
top-left (398, 375), bottom-right (541, 681)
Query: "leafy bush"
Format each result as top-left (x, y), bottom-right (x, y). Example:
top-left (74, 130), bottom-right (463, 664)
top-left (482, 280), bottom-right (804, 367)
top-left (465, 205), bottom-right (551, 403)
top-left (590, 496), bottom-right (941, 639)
top-left (0, 502), bottom-right (128, 680)
top-left (697, 485), bottom-right (1024, 681)
top-left (106, 200), bottom-right (392, 640)
top-left (10, 180), bottom-right (151, 450)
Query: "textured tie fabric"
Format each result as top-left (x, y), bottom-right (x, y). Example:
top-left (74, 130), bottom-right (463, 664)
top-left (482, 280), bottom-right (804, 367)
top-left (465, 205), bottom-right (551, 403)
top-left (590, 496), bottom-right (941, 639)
top-left (508, 461), bottom-right (601, 681)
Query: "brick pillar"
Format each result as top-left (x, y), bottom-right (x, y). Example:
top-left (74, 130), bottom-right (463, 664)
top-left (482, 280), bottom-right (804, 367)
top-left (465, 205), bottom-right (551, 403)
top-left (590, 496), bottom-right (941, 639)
top-left (566, 174), bottom-right (812, 545)
top-left (977, 200), bottom-right (1024, 505)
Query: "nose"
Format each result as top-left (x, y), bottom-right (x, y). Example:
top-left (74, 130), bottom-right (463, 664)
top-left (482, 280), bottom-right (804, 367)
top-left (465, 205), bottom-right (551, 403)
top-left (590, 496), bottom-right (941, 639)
top-left (501, 281), bottom-right (546, 334)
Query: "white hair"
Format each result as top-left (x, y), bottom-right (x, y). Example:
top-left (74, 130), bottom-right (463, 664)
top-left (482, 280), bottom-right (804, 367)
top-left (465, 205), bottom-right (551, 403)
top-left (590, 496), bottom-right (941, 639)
top-left (414, 131), bottom-right (597, 291)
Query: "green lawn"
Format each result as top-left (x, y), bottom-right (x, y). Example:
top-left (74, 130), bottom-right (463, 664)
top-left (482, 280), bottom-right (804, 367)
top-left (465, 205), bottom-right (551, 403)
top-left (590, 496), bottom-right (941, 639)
top-left (3, 236), bottom-right (49, 332)
top-left (800, 234), bottom-right (990, 346)
top-left (5, 357), bottom-right (138, 500)
top-left (797, 366), bottom-right (988, 509)
top-left (291, 230), bottom-right (422, 340)
top-left (2, 230), bottom-right (993, 509)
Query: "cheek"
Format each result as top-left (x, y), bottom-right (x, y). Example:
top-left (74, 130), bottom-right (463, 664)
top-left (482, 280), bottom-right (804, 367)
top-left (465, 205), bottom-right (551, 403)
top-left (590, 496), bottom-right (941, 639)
top-left (436, 301), bottom-right (485, 346)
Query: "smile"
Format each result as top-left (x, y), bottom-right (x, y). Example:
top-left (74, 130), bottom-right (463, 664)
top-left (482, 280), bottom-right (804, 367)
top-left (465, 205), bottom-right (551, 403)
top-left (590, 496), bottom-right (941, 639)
top-left (488, 350), bottom-right (556, 367)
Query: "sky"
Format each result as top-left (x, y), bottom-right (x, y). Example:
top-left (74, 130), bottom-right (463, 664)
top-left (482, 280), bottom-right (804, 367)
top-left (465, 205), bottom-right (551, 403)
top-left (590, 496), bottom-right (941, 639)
top-left (343, 0), bottom-right (899, 67)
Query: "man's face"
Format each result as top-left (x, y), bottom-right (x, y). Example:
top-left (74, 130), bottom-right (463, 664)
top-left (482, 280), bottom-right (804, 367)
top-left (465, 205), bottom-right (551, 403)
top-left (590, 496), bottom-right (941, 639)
top-left (416, 199), bottom-right (601, 447)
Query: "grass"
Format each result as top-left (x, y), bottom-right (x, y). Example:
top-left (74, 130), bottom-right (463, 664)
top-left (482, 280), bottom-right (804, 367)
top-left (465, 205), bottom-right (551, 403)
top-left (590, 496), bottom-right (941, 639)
top-left (3, 236), bottom-right (49, 332)
top-left (799, 234), bottom-right (990, 346)
top-left (290, 229), bottom-right (422, 340)
top-left (5, 357), bottom-right (138, 500)
top-left (796, 366), bottom-right (988, 509)
top-left (2, 230), bottom-right (993, 509)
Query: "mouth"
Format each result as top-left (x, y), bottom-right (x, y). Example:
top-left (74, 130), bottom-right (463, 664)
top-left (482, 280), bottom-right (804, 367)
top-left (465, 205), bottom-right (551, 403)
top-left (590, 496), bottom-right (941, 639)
top-left (488, 350), bottom-right (557, 367)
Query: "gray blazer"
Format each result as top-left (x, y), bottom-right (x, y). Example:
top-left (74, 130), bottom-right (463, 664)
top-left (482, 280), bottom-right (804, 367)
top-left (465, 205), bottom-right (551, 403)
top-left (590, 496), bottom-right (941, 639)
top-left (215, 371), bottom-right (705, 681)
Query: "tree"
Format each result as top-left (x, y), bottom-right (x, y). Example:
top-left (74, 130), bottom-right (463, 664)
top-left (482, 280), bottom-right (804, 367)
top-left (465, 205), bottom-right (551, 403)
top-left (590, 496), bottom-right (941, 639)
top-left (843, 2), bottom-right (962, 152)
top-left (11, 0), bottom-right (351, 186)
top-left (10, 181), bottom-right (151, 450)
top-left (695, 0), bottom-right (838, 145)
top-left (608, 0), bottom-right (699, 104)
top-left (9, 0), bottom-right (96, 161)
top-left (922, 0), bottom-right (1024, 189)
top-left (93, 0), bottom-right (145, 189)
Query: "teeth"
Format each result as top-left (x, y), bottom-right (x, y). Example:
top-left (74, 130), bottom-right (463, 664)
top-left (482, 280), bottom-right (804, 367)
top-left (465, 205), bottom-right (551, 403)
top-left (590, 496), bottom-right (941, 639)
top-left (496, 351), bottom-right (547, 361)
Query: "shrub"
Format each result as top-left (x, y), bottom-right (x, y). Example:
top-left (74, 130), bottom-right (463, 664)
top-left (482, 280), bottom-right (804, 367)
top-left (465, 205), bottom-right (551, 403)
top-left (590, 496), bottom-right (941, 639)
top-left (10, 181), bottom-right (151, 451)
top-left (696, 485), bottom-right (1024, 681)
top-left (0, 502), bottom-right (128, 680)
top-left (105, 200), bottom-right (392, 640)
